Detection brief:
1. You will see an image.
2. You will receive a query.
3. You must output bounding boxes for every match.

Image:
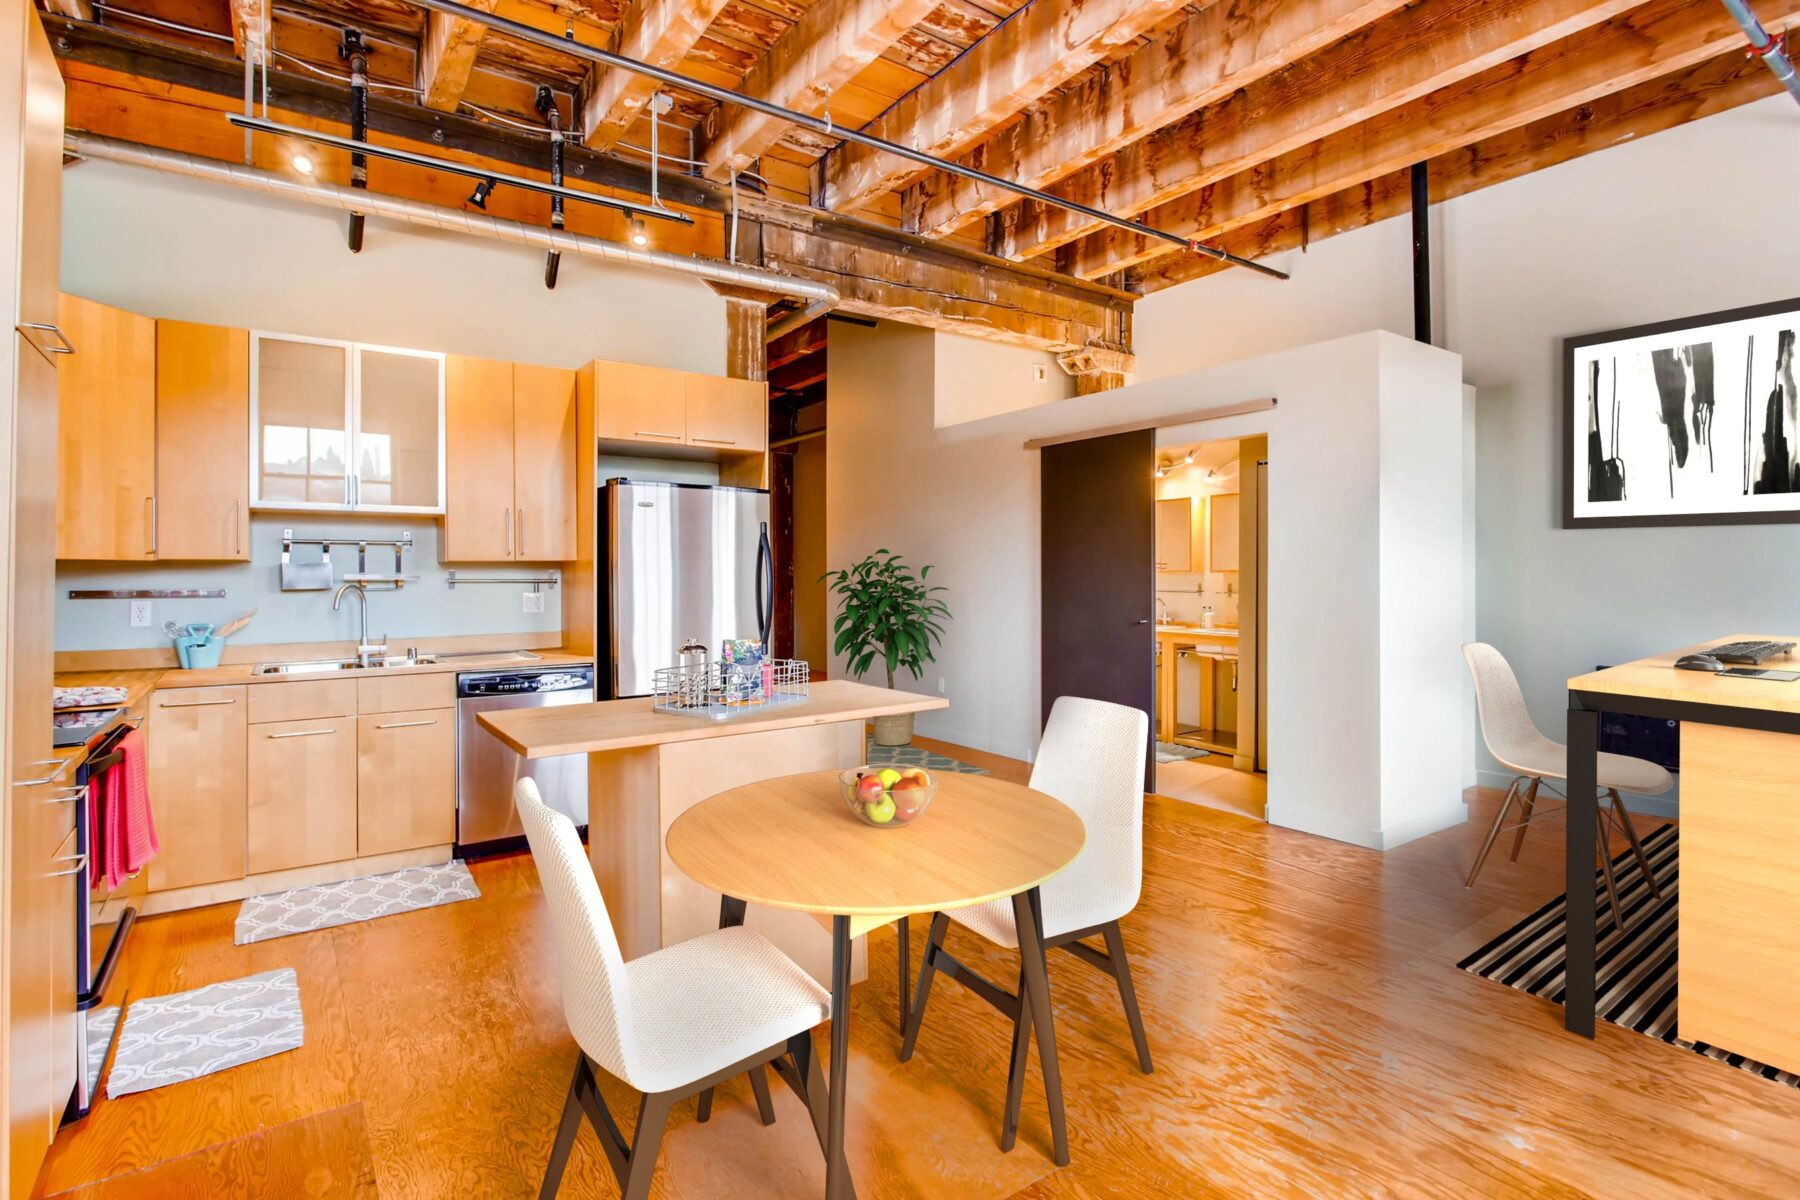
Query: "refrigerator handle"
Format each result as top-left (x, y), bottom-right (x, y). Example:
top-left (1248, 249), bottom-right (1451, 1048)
top-left (756, 521), bottom-right (774, 647)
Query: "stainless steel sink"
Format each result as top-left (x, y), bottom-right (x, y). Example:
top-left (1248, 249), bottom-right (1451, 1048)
top-left (253, 654), bottom-right (440, 676)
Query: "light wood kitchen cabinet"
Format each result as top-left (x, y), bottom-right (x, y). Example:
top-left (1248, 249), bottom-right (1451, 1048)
top-left (1155, 496), bottom-right (1192, 573)
top-left (686, 375), bottom-right (767, 453)
top-left (1210, 493), bottom-right (1242, 572)
top-left (248, 715), bottom-right (358, 874)
top-left (155, 320), bottom-right (250, 560)
top-left (357, 708), bottom-right (456, 855)
top-left (147, 686), bottom-right (248, 891)
top-left (593, 359), bottom-right (688, 446)
top-left (55, 293), bottom-right (156, 560)
top-left (443, 357), bottom-right (576, 562)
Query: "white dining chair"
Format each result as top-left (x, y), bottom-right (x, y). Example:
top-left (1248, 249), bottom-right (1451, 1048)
top-left (515, 779), bottom-right (838, 1200)
top-left (1462, 643), bottom-right (1669, 926)
top-left (899, 696), bottom-right (1153, 1152)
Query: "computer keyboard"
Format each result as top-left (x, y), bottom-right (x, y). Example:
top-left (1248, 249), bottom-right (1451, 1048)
top-left (1706, 640), bottom-right (1797, 664)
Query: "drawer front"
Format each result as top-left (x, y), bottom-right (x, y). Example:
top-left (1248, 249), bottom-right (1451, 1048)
top-left (247, 715), bottom-right (358, 874)
top-left (153, 684), bottom-right (246, 711)
top-left (357, 671), bottom-right (455, 715)
top-left (357, 708), bottom-right (457, 856)
top-left (248, 678), bottom-right (357, 725)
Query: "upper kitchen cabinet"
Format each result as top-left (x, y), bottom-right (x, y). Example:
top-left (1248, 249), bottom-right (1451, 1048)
top-left (55, 294), bottom-right (156, 560)
top-left (156, 321), bottom-right (250, 560)
top-left (512, 363), bottom-right (577, 561)
top-left (251, 333), bottom-right (444, 514)
top-left (1209, 493), bottom-right (1242, 572)
top-left (442, 358), bottom-right (576, 563)
top-left (686, 375), bottom-right (768, 454)
top-left (1155, 497), bottom-right (1193, 573)
top-left (592, 359), bottom-right (688, 447)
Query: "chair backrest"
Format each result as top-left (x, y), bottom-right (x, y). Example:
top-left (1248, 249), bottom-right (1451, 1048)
top-left (1030, 696), bottom-right (1151, 911)
top-left (1461, 642), bottom-right (1555, 774)
top-left (515, 778), bottom-right (636, 1081)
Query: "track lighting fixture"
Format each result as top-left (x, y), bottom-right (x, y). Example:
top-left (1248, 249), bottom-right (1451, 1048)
top-left (1183, 451), bottom-right (1195, 465)
top-left (629, 217), bottom-right (649, 247)
top-left (468, 177), bottom-right (497, 209)
top-left (292, 152), bottom-right (315, 175)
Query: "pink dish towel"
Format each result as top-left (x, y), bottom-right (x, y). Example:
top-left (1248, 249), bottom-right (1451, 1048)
top-left (101, 729), bottom-right (158, 890)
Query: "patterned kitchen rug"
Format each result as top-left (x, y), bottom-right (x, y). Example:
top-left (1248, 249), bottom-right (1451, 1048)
top-left (864, 738), bottom-right (989, 776)
top-left (235, 861), bottom-right (481, 946)
top-left (1459, 824), bottom-right (1798, 1089)
top-left (108, 968), bottom-right (304, 1098)
top-left (1156, 741), bottom-right (1211, 763)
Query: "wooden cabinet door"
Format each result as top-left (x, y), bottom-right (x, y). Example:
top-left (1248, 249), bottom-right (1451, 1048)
top-left (147, 687), bottom-right (249, 891)
top-left (686, 375), bottom-right (768, 453)
top-left (357, 708), bottom-right (456, 856)
top-left (593, 360), bottom-right (685, 446)
top-left (512, 363), bottom-right (577, 562)
top-left (55, 293), bottom-right (156, 560)
top-left (156, 320), bottom-right (250, 560)
top-left (1154, 496), bottom-right (1192, 573)
top-left (1209, 493), bottom-right (1241, 572)
top-left (442, 354), bottom-right (515, 561)
top-left (248, 716), bottom-right (357, 874)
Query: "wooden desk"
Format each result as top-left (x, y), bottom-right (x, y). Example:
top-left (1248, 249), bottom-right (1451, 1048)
top-left (667, 771), bottom-right (1086, 1200)
top-left (1567, 635), bottom-right (1800, 1069)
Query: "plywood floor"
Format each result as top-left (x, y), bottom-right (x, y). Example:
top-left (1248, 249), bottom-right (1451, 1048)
top-left (34, 749), bottom-right (1800, 1199)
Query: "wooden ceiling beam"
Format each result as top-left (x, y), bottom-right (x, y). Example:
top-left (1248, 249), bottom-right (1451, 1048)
top-left (767, 318), bottom-right (830, 371)
top-left (699, 0), bottom-right (940, 183)
top-left (816, 0), bottom-right (1194, 213)
top-left (996, 0), bottom-right (1642, 262)
top-left (1067, 0), bottom-right (1800, 279)
top-left (903, 0), bottom-right (1408, 239)
top-left (580, 0), bottom-right (732, 151)
top-left (227, 0), bottom-right (262, 59)
top-left (1127, 51), bottom-right (1780, 296)
top-left (418, 0), bottom-right (501, 112)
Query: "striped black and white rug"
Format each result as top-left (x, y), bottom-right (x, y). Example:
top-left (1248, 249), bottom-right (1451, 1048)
top-left (1459, 824), bottom-right (1799, 1089)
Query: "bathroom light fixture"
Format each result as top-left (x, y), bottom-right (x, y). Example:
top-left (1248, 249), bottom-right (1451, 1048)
top-left (292, 152), bottom-right (315, 175)
top-left (468, 177), bottom-right (497, 209)
top-left (629, 217), bottom-right (649, 247)
top-left (1183, 451), bottom-right (1195, 465)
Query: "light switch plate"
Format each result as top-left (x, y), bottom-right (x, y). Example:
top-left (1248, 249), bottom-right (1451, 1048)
top-left (522, 591), bottom-right (546, 614)
top-left (129, 599), bottom-right (152, 628)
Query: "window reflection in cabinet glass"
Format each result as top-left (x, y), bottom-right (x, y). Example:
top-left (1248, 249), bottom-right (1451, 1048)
top-left (258, 338), bottom-right (348, 505)
top-left (356, 348), bottom-right (442, 509)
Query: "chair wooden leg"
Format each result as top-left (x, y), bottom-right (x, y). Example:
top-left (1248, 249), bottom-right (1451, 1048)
top-left (1609, 788), bottom-right (1663, 899)
top-left (1596, 811), bottom-right (1622, 933)
top-left (538, 1056), bottom-right (588, 1199)
top-left (747, 1064), bottom-right (777, 1126)
top-left (1012, 888), bottom-right (1069, 1167)
top-left (1508, 777), bottom-right (1541, 863)
top-left (898, 912), bottom-right (948, 1062)
top-left (999, 966), bottom-right (1031, 1153)
top-left (620, 1091), bottom-right (674, 1200)
top-left (1102, 921), bottom-right (1153, 1074)
top-left (1466, 777), bottom-right (1521, 888)
top-left (695, 1087), bottom-right (712, 1123)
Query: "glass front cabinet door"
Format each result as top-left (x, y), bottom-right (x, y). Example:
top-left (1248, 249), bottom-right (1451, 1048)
top-left (251, 333), bottom-right (445, 514)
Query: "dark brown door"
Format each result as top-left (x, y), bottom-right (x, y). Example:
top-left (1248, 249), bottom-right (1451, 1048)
top-left (1041, 429), bottom-right (1156, 780)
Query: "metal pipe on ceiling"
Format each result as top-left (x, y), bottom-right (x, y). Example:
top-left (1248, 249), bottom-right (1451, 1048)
top-left (1720, 0), bottom-right (1800, 105)
top-left (64, 133), bottom-right (842, 310)
top-left (402, 0), bottom-right (1289, 281)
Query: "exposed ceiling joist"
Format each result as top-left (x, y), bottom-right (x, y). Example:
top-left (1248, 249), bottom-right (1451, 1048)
top-left (1068, 0), bottom-right (1800, 280)
top-left (816, 0), bottom-right (1193, 213)
top-left (699, 0), bottom-right (940, 183)
top-left (580, 0), bottom-right (731, 151)
top-left (767, 319), bottom-right (830, 371)
top-left (903, 0), bottom-right (1408, 239)
top-left (418, 0), bottom-right (501, 111)
top-left (226, 0), bottom-right (264, 59)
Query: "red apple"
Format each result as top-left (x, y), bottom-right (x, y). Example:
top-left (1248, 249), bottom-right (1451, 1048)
top-left (856, 774), bottom-right (887, 804)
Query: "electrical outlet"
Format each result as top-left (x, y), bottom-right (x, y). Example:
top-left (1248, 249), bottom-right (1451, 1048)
top-left (937, 676), bottom-right (947, 696)
top-left (129, 600), bottom-right (152, 628)
top-left (1033, 364), bottom-right (1049, 383)
top-left (522, 591), bottom-right (546, 615)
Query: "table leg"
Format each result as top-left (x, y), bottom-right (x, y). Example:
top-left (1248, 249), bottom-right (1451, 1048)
top-left (1012, 887), bottom-right (1069, 1166)
top-left (897, 914), bottom-right (910, 1034)
top-left (827, 914), bottom-right (852, 1200)
top-left (1565, 702), bottom-right (1598, 1038)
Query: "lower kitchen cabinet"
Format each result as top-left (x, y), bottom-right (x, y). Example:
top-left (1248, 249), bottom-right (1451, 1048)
top-left (248, 715), bottom-right (357, 874)
top-left (357, 708), bottom-right (456, 855)
top-left (147, 686), bottom-right (248, 891)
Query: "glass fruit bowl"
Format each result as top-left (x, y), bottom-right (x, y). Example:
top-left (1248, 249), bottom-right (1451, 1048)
top-left (840, 766), bottom-right (937, 828)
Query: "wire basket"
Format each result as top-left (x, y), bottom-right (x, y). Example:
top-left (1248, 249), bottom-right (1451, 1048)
top-left (652, 658), bottom-right (810, 719)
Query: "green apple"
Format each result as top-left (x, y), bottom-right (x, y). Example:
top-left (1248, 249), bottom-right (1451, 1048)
top-left (877, 768), bottom-right (902, 789)
top-left (866, 795), bottom-right (896, 824)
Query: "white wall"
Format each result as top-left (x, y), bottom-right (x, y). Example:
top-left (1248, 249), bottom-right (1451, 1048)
top-left (1132, 96), bottom-right (1800, 814)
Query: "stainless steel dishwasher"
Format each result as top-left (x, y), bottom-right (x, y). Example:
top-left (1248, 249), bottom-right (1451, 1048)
top-left (456, 664), bottom-right (595, 853)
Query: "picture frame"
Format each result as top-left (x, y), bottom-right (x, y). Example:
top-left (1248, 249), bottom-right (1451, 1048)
top-left (1562, 296), bottom-right (1800, 529)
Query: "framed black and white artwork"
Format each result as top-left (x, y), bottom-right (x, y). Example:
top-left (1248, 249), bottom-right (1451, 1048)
top-left (1563, 297), bottom-right (1800, 528)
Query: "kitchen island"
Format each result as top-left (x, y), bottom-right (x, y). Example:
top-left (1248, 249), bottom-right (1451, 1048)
top-left (479, 680), bottom-right (948, 984)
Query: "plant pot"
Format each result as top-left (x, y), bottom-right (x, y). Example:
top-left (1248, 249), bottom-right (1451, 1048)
top-left (872, 712), bottom-right (914, 747)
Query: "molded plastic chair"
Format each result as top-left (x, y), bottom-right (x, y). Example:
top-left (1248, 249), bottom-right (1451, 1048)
top-left (899, 696), bottom-right (1154, 1152)
top-left (515, 779), bottom-right (839, 1199)
top-left (1462, 643), bottom-right (1669, 925)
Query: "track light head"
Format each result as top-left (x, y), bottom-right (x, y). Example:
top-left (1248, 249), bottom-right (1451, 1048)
top-left (1183, 451), bottom-right (1194, 465)
top-left (629, 217), bottom-right (649, 247)
top-left (291, 152), bottom-right (315, 175)
top-left (468, 177), bottom-right (497, 209)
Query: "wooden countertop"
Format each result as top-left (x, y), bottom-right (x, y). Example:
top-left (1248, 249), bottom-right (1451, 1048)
top-left (1569, 634), bottom-right (1800, 715)
top-left (1157, 624), bottom-right (1238, 638)
top-left (479, 679), bottom-right (949, 758)
top-left (52, 650), bottom-right (594, 694)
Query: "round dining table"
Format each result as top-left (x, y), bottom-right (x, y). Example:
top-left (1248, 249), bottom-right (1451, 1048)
top-left (665, 769), bottom-right (1086, 1200)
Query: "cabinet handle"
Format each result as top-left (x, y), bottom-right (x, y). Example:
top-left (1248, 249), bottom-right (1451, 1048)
top-left (146, 496), bottom-right (157, 556)
top-left (634, 430), bottom-right (682, 441)
top-left (267, 728), bottom-right (336, 739)
top-left (517, 508), bottom-right (525, 558)
top-left (158, 697), bottom-right (237, 708)
top-left (504, 507), bottom-right (512, 557)
top-left (234, 499), bottom-right (243, 556)
top-left (17, 322), bottom-right (75, 355)
top-left (691, 437), bottom-right (737, 446)
top-left (13, 758), bottom-right (76, 787)
top-left (376, 719), bottom-right (437, 730)
top-left (48, 853), bottom-right (90, 878)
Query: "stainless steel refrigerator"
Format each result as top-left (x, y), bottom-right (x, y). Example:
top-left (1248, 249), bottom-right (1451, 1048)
top-left (600, 479), bottom-right (773, 698)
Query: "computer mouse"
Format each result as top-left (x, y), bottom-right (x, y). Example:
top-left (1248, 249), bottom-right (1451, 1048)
top-left (1676, 654), bottom-right (1725, 672)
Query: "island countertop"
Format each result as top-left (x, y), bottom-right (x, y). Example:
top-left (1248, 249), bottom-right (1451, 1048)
top-left (478, 678), bottom-right (949, 758)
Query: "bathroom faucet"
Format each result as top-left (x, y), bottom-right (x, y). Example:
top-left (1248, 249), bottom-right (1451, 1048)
top-left (332, 582), bottom-right (386, 667)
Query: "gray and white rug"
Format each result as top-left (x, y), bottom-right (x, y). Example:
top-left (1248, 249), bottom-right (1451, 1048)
top-left (85, 1004), bottom-right (121, 1100)
top-left (864, 738), bottom-right (989, 776)
top-left (235, 861), bottom-right (481, 945)
top-left (1156, 741), bottom-right (1212, 764)
top-left (108, 968), bottom-right (304, 1098)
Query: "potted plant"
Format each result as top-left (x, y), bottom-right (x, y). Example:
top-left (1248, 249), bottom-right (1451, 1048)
top-left (824, 550), bottom-right (950, 746)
